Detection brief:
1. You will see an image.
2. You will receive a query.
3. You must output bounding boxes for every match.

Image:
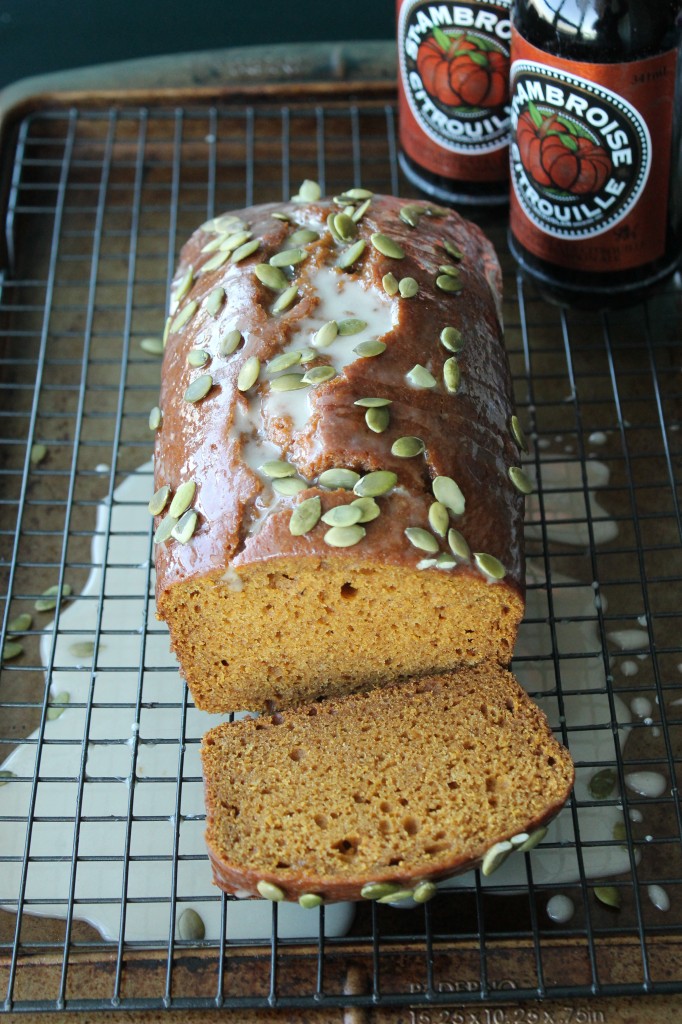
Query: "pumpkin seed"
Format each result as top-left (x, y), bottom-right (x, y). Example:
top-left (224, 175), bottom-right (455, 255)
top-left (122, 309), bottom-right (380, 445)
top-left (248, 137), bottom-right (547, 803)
top-left (481, 840), bottom-right (513, 876)
top-left (440, 326), bottom-right (464, 352)
top-left (371, 233), bottom-right (405, 259)
top-left (162, 315), bottom-right (172, 348)
top-left (204, 286), bottom-right (225, 317)
top-left (257, 880), bottom-right (286, 901)
top-left (407, 364), bottom-right (437, 389)
top-left (269, 372), bottom-right (309, 392)
top-left (509, 466), bottom-right (533, 494)
top-left (221, 230), bottom-right (252, 252)
top-left (298, 348), bottom-right (317, 363)
top-left (327, 212), bottom-right (343, 242)
top-left (377, 889), bottom-right (414, 904)
top-left (612, 821), bottom-right (627, 842)
top-left (148, 485), bottom-right (171, 516)
top-left (510, 415), bottom-right (529, 452)
top-left (313, 320), bottom-right (338, 349)
top-left (47, 691), bottom-right (70, 721)
top-left (30, 443), bottom-right (47, 466)
top-left (296, 179), bottom-right (321, 202)
top-left (333, 212), bottom-right (357, 242)
top-left (183, 373), bottom-right (213, 403)
top-left (69, 641), bottom-right (96, 658)
top-left (433, 476), bottom-right (465, 515)
top-left (345, 187), bottom-right (373, 200)
top-left (594, 885), bottom-right (621, 910)
top-left (187, 348), bottom-right (210, 368)
top-left (436, 552), bottom-right (456, 570)
top-left (171, 508), bottom-right (198, 544)
top-left (289, 496), bottom-right (322, 536)
top-left (321, 504), bottom-right (363, 528)
top-left (220, 329), bottom-right (243, 356)
top-left (3, 641), bottom-right (23, 661)
top-left (365, 406), bottom-right (390, 433)
top-left (35, 584), bottom-right (72, 613)
top-left (447, 528), bottom-right (471, 561)
top-left (413, 881), bottom-right (437, 903)
top-left (399, 277), bottom-right (419, 298)
top-left (237, 356), bottom-right (260, 392)
top-left (272, 477), bottom-right (307, 496)
top-left (324, 525), bottom-right (366, 547)
top-left (255, 263), bottom-right (289, 291)
top-left (176, 265), bottom-right (195, 300)
top-left (170, 299), bottom-right (199, 333)
top-left (382, 272), bottom-right (399, 296)
top-left (436, 274), bottom-right (463, 293)
top-left (298, 893), bottom-right (323, 909)
top-left (428, 501), bottom-right (449, 537)
top-left (589, 768), bottom-right (617, 800)
top-left (360, 881), bottom-right (401, 901)
top-left (319, 468), bottom-right (360, 490)
top-left (443, 356), bottom-right (461, 393)
top-left (260, 460), bottom-right (296, 479)
top-left (338, 318), bottom-right (368, 336)
top-left (202, 250), bottom-right (230, 273)
top-left (270, 247), bottom-right (307, 267)
top-left (231, 238), bottom-right (260, 263)
top-left (0, 770), bottom-right (16, 785)
top-left (338, 238), bottom-right (366, 269)
top-left (510, 832), bottom-right (530, 848)
top-left (177, 908), bottom-right (205, 941)
top-left (268, 351), bottom-right (301, 374)
top-left (391, 436), bottom-right (425, 458)
top-left (354, 340), bottom-right (386, 358)
top-left (272, 285), bottom-right (298, 313)
top-left (439, 263), bottom-right (460, 278)
top-left (353, 471), bottom-right (397, 497)
top-left (201, 234), bottom-right (226, 253)
top-left (443, 239), bottom-right (464, 260)
top-left (301, 365), bottom-right (337, 385)
top-left (351, 496), bottom-right (380, 522)
top-left (169, 480), bottom-right (196, 518)
top-left (399, 204), bottom-right (423, 228)
top-left (515, 827), bottom-right (547, 852)
top-left (149, 406), bottom-right (162, 431)
top-left (289, 228), bottom-right (319, 245)
top-left (473, 552), bottom-right (506, 580)
top-left (272, 211), bottom-right (291, 222)
top-left (354, 397), bottom-right (392, 408)
top-left (154, 513), bottom-right (177, 544)
top-left (140, 336), bottom-right (164, 356)
top-left (211, 214), bottom-right (246, 234)
top-left (351, 198), bottom-right (372, 222)
top-left (417, 557), bottom-right (438, 571)
top-left (8, 613), bottom-right (32, 633)
top-left (405, 527), bottom-right (439, 554)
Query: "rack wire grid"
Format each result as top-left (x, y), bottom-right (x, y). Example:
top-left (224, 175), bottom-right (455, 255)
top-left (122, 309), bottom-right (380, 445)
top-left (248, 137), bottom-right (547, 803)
top-left (0, 87), bottom-right (681, 1015)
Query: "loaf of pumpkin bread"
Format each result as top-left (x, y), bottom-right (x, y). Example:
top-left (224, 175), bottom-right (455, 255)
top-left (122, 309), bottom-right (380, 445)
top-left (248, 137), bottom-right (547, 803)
top-left (153, 189), bottom-right (527, 712)
top-left (201, 665), bottom-right (574, 904)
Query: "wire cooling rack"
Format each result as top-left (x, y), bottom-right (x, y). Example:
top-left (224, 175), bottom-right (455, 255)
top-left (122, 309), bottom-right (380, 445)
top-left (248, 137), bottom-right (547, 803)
top-left (0, 89), bottom-right (681, 1014)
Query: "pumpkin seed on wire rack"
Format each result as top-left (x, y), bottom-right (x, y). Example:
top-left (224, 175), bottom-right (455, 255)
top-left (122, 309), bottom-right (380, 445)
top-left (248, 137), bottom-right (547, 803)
top-left (510, 414), bottom-right (529, 452)
top-left (30, 443), bottom-right (47, 466)
top-left (204, 286), bottom-right (225, 317)
top-left (354, 339), bottom-right (386, 358)
top-left (170, 299), bottom-right (199, 333)
top-left (259, 460), bottom-right (296, 479)
top-left (301, 365), bottom-right (337, 385)
top-left (35, 583), bottom-right (72, 613)
top-left (8, 612), bottom-right (32, 633)
top-left (594, 885), bottom-right (621, 910)
top-left (272, 285), bottom-right (298, 313)
top-left (267, 351), bottom-right (302, 374)
top-left (69, 641), bottom-right (97, 659)
top-left (255, 263), bottom-right (289, 291)
top-left (289, 228), bottom-right (319, 246)
top-left (177, 908), bottom-right (205, 941)
top-left (47, 691), bottom-right (70, 721)
top-left (148, 484), bottom-right (171, 516)
top-left (237, 356), bottom-right (260, 392)
top-left (382, 272), bottom-right (399, 296)
top-left (169, 480), bottom-right (196, 519)
top-left (313, 320), bottom-right (338, 349)
top-left (272, 477), bottom-right (308, 496)
top-left (187, 348), bottom-right (210, 368)
top-left (448, 528), bottom-right (471, 561)
top-left (269, 372), bottom-right (309, 393)
top-left (0, 770), bottom-right (16, 785)
top-left (289, 496), bottom-right (322, 536)
top-left (319, 467), bottom-right (361, 490)
top-left (337, 318), bottom-right (368, 336)
top-left (371, 233), bottom-right (405, 259)
top-left (231, 238), bottom-right (261, 263)
top-left (440, 326), bottom-right (464, 352)
top-left (154, 513), bottom-right (177, 545)
top-left (509, 466), bottom-right (534, 494)
top-left (269, 247), bottom-right (307, 268)
top-left (3, 641), bottom-right (23, 661)
top-left (139, 336), bottom-right (164, 356)
top-left (337, 238), bottom-right (366, 270)
top-left (351, 496), bottom-right (381, 522)
top-left (293, 179), bottom-right (321, 203)
top-left (405, 527), bottom-right (439, 554)
top-left (324, 524), bottom-right (366, 548)
top-left (428, 501), bottom-right (450, 537)
top-left (436, 274), bottom-right (463, 294)
top-left (398, 277), bottom-right (419, 298)
top-left (391, 435), bottom-right (425, 458)
top-left (365, 406), bottom-right (390, 433)
top-left (353, 470), bottom-right (397, 497)
top-left (321, 504), bottom-right (363, 528)
top-left (443, 356), bottom-right (461, 394)
top-left (171, 509), bottom-right (198, 544)
top-left (407, 364), bottom-right (436, 389)
top-left (473, 551), bottom-right (506, 580)
top-left (220, 329), bottom-right (243, 356)
top-left (588, 767), bottom-right (617, 800)
top-left (433, 475), bottom-right (465, 515)
top-left (183, 373), bottom-right (213, 403)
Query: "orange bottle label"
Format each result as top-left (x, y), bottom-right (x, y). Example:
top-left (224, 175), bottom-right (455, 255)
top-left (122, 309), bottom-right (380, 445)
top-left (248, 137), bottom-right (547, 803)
top-left (510, 27), bottom-right (677, 272)
top-left (397, 0), bottom-right (511, 182)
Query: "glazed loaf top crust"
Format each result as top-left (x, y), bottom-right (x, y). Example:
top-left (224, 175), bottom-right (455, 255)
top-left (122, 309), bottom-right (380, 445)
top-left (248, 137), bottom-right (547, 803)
top-left (153, 193), bottom-right (525, 599)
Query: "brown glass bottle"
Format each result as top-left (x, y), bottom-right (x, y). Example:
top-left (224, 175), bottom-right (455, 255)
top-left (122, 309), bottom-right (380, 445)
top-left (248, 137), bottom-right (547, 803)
top-left (509, 0), bottom-right (682, 306)
top-left (397, 0), bottom-right (512, 205)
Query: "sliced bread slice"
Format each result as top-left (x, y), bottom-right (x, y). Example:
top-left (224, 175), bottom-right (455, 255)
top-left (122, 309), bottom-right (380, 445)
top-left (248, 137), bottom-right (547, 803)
top-left (201, 665), bottom-right (574, 904)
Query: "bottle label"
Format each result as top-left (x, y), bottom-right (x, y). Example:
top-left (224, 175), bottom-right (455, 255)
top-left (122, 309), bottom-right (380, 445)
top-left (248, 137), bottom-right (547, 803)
top-left (397, 0), bottom-right (511, 182)
top-left (510, 28), bottom-right (677, 272)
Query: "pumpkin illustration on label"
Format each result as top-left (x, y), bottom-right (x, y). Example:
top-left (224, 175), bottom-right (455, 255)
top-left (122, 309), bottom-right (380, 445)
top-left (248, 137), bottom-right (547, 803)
top-left (516, 102), bottom-right (612, 195)
top-left (416, 28), bottom-right (507, 109)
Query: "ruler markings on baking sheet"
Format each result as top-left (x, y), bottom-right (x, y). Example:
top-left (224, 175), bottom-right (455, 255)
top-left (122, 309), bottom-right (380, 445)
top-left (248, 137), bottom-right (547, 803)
top-left (0, 98), bottom-right (680, 1011)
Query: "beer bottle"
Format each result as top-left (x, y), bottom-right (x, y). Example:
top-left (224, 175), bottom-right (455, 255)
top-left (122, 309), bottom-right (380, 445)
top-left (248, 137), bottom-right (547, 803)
top-left (509, 0), bottom-right (682, 306)
top-left (397, 0), bottom-right (512, 205)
